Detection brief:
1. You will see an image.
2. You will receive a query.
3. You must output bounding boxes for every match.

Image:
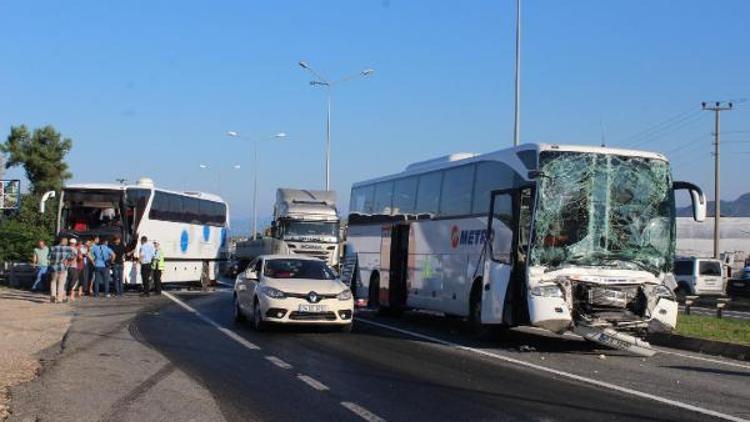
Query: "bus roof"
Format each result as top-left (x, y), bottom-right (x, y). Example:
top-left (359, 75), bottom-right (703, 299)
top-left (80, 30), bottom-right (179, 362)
top-left (352, 143), bottom-right (668, 188)
top-left (64, 182), bottom-right (226, 204)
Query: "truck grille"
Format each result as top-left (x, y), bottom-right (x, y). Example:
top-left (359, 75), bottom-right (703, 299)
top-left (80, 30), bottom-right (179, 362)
top-left (292, 250), bottom-right (329, 260)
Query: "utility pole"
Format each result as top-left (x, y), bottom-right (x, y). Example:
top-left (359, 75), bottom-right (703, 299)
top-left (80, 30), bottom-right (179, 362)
top-left (513, 0), bottom-right (521, 146)
top-left (702, 101), bottom-right (733, 259)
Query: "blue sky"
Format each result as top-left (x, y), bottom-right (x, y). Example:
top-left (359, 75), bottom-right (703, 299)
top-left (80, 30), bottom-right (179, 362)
top-left (1, 0), bottom-right (749, 227)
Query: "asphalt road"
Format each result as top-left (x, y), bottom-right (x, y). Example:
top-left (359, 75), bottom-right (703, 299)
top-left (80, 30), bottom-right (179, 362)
top-left (129, 288), bottom-right (750, 422)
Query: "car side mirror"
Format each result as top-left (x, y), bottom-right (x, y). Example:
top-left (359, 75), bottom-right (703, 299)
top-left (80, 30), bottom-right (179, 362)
top-left (674, 181), bottom-right (706, 222)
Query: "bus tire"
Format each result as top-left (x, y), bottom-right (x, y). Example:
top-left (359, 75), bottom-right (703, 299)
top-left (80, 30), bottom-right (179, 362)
top-left (368, 272), bottom-right (380, 309)
top-left (469, 278), bottom-right (495, 339)
top-left (200, 261), bottom-right (210, 291)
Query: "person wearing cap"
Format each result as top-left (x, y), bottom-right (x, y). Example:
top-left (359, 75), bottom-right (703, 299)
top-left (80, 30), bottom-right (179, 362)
top-left (151, 240), bottom-right (165, 296)
top-left (65, 238), bottom-right (82, 302)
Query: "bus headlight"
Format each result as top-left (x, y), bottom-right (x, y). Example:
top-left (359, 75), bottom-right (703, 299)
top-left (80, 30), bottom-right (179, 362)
top-left (531, 285), bottom-right (564, 298)
top-left (653, 285), bottom-right (675, 300)
top-left (259, 286), bottom-right (286, 299)
top-left (337, 289), bottom-right (353, 301)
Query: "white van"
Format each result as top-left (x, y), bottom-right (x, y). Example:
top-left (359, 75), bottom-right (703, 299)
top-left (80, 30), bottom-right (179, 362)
top-left (673, 257), bottom-right (726, 296)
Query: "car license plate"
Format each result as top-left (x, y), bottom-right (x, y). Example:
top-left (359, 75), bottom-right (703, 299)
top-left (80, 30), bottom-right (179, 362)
top-left (298, 304), bottom-right (328, 313)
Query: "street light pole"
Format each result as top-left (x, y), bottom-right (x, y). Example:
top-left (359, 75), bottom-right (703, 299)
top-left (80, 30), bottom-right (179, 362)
top-left (513, 0), bottom-right (522, 147)
top-left (226, 131), bottom-right (287, 240)
top-left (298, 61), bottom-right (374, 190)
top-left (702, 101), bottom-right (733, 259)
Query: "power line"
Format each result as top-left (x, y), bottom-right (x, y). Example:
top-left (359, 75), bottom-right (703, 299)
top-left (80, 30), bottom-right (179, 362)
top-left (625, 111), bottom-right (706, 149)
top-left (617, 108), bottom-right (701, 146)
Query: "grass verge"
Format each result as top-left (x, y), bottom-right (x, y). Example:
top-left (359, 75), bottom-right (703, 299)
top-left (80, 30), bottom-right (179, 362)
top-left (675, 314), bottom-right (750, 346)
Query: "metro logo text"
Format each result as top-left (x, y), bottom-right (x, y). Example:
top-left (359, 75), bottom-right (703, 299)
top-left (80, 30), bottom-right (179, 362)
top-left (450, 226), bottom-right (487, 248)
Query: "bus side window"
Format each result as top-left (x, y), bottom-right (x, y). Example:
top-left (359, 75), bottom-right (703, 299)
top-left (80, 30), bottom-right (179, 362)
top-left (491, 193), bottom-right (514, 264)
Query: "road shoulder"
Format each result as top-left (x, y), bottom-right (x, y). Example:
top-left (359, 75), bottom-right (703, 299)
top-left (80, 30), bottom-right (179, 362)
top-left (7, 293), bottom-right (226, 422)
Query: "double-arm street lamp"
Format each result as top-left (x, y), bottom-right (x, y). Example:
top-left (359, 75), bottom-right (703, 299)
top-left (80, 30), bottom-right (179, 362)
top-left (226, 131), bottom-right (287, 240)
top-left (198, 163), bottom-right (241, 195)
top-left (298, 61), bottom-right (374, 190)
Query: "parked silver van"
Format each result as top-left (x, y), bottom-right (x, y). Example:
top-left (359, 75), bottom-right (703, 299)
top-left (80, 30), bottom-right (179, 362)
top-left (673, 257), bottom-right (726, 296)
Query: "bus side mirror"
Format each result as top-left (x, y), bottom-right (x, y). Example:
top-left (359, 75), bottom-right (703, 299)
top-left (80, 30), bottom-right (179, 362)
top-left (674, 181), bottom-right (706, 222)
top-left (39, 190), bottom-right (56, 214)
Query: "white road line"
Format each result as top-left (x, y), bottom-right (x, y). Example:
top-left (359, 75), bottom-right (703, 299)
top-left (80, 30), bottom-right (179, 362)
top-left (655, 348), bottom-right (750, 370)
top-left (340, 401), bottom-right (386, 422)
top-left (523, 326), bottom-right (750, 370)
top-left (297, 374), bottom-right (330, 391)
top-left (356, 318), bottom-right (749, 422)
top-left (163, 292), bottom-right (260, 351)
top-left (266, 356), bottom-right (293, 370)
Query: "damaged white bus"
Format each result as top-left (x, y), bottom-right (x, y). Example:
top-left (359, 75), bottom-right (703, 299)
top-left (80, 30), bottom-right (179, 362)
top-left (344, 144), bottom-right (706, 355)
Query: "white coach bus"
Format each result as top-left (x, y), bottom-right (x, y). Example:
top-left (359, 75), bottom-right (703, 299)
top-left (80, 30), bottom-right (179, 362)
top-left (41, 177), bottom-right (229, 286)
top-left (345, 144), bottom-right (706, 354)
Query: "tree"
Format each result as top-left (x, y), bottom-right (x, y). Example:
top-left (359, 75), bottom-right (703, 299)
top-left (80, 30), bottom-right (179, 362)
top-left (0, 125), bottom-right (72, 262)
top-left (1, 125), bottom-right (72, 194)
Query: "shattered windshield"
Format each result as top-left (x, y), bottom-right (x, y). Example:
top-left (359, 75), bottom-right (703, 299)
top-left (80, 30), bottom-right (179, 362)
top-left (530, 151), bottom-right (675, 274)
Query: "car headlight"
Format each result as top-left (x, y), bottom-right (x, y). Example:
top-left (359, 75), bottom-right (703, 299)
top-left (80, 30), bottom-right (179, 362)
top-left (337, 289), bottom-right (353, 301)
top-left (259, 286), bottom-right (286, 299)
top-left (530, 285), bottom-right (564, 298)
top-left (653, 285), bottom-right (675, 299)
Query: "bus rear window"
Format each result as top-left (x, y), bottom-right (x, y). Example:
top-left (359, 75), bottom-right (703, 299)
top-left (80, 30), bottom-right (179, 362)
top-left (699, 261), bottom-right (722, 276)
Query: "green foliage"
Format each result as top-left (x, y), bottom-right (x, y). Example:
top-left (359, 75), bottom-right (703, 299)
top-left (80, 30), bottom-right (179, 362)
top-left (0, 124), bottom-right (71, 262)
top-left (1, 125), bottom-right (73, 194)
top-left (676, 314), bottom-right (750, 346)
top-left (0, 195), bottom-right (57, 262)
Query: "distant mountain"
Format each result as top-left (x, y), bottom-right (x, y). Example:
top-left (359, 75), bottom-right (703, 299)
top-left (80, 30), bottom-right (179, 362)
top-left (677, 192), bottom-right (750, 217)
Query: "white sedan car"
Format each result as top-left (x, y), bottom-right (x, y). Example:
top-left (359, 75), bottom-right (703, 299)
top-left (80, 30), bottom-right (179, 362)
top-left (233, 255), bottom-right (354, 332)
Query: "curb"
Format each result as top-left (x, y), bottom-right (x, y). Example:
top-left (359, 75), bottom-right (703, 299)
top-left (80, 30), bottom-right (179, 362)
top-left (648, 332), bottom-right (750, 362)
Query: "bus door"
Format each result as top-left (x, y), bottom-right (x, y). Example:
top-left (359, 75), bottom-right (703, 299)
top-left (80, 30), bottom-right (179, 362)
top-left (481, 186), bottom-right (533, 325)
top-left (378, 222), bottom-right (409, 310)
top-left (388, 223), bottom-right (410, 309)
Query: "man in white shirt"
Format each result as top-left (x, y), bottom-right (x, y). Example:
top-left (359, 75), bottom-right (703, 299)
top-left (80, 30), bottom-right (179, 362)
top-left (139, 236), bottom-right (156, 296)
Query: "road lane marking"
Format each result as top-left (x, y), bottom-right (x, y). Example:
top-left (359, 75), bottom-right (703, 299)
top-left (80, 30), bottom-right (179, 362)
top-left (522, 326), bottom-right (750, 371)
top-left (266, 356), bottom-right (293, 369)
top-left (163, 292), bottom-right (261, 351)
top-left (654, 348), bottom-right (750, 370)
top-left (341, 402), bottom-right (386, 422)
top-left (297, 374), bottom-right (330, 391)
top-left (356, 317), bottom-right (749, 422)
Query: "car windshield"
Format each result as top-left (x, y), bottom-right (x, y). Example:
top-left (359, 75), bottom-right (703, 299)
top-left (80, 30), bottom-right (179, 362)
top-left (530, 151), bottom-right (675, 274)
top-left (282, 221), bottom-right (339, 238)
top-left (263, 259), bottom-right (336, 280)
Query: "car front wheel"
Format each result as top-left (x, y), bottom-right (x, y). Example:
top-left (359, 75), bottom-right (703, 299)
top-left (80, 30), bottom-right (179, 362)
top-left (252, 298), bottom-right (267, 331)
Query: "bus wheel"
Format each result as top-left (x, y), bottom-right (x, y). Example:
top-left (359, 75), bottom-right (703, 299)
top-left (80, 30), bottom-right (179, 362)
top-left (368, 273), bottom-right (380, 310)
top-left (200, 261), bottom-right (210, 291)
top-left (469, 280), bottom-right (493, 339)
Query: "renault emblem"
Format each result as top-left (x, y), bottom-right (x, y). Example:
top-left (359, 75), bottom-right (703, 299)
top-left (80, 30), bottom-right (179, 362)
top-left (308, 292), bottom-right (320, 303)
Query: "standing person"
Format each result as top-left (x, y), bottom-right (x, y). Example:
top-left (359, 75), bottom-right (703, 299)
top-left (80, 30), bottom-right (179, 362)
top-left (90, 236), bottom-right (114, 297)
top-left (110, 236), bottom-right (126, 297)
top-left (138, 236), bottom-right (155, 297)
top-left (66, 238), bottom-right (82, 302)
top-left (76, 239), bottom-right (90, 297)
top-left (84, 239), bottom-right (95, 295)
top-left (151, 240), bottom-right (165, 296)
top-left (48, 237), bottom-right (74, 303)
top-left (31, 240), bottom-right (50, 292)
